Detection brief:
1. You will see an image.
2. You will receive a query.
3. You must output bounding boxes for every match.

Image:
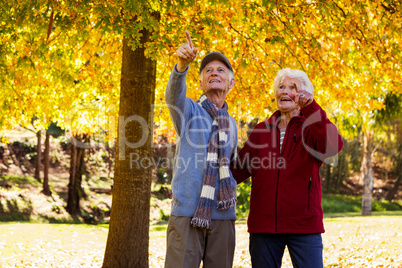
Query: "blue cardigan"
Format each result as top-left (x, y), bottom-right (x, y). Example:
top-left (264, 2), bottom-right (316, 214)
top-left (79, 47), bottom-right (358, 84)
top-left (165, 65), bottom-right (238, 220)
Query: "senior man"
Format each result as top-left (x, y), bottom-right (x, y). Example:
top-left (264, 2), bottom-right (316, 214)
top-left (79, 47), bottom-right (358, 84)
top-left (164, 31), bottom-right (238, 268)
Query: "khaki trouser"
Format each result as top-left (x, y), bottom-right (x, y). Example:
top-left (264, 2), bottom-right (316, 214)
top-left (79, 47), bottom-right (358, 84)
top-left (164, 216), bottom-right (236, 268)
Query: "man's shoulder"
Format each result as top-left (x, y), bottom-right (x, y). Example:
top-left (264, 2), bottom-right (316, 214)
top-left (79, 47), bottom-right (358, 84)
top-left (228, 116), bottom-right (237, 127)
top-left (186, 97), bottom-right (203, 110)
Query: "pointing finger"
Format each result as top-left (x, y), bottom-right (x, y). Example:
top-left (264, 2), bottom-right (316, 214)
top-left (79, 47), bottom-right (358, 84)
top-left (185, 31), bottom-right (193, 49)
top-left (293, 83), bottom-right (299, 93)
top-left (288, 92), bottom-right (296, 102)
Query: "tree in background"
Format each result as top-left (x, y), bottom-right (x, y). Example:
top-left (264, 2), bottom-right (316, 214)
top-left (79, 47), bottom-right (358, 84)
top-left (34, 130), bottom-right (42, 182)
top-left (0, 0), bottom-right (402, 264)
top-left (66, 134), bottom-right (89, 214)
top-left (0, 0), bottom-right (121, 208)
top-left (151, 3), bottom-right (401, 217)
top-left (374, 93), bottom-right (402, 202)
top-left (102, 21), bottom-right (159, 268)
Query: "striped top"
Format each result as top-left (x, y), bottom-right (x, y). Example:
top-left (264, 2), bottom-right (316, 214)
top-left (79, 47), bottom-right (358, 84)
top-left (280, 128), bottom-right (286, 152)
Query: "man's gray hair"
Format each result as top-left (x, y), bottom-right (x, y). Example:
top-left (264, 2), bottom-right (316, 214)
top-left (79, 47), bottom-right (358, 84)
top-left (273, 68), bottom-right (314, 96)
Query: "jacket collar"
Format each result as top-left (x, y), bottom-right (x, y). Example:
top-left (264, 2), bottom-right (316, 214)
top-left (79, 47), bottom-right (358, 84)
top-left (265, 110), bottom-right (304, 129)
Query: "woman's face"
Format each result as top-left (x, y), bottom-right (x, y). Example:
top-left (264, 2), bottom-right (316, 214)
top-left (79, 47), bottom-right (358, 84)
top-left (275, 76), bottom-right (301, 113)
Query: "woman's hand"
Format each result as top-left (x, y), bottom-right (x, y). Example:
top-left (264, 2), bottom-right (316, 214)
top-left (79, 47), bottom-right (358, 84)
top-left (289, 83), bottom-right (313, 108)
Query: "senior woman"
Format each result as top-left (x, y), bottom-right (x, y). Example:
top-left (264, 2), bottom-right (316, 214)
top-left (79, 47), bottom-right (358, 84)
top-left (231, 68), bottom-right (343, 268)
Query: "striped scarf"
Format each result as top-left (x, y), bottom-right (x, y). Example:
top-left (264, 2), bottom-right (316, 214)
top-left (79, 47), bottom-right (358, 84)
top-left (191, 94), bottom-right (237, 229)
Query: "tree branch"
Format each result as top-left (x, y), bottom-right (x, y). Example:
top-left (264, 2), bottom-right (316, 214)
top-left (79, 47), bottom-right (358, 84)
top-left (381, 3), bottom-right (396, 14)
top-left (331, 0), bottom-right (347, 18)
top-left (228, 23), bottom-right (283, 69)
top-left (269, 11), bottom-right (308, 72)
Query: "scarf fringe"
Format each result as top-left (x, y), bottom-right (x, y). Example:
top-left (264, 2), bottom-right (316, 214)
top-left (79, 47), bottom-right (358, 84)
top-left (191, 217), bottom-right (212, 229)
top-left (217, 197), bottom-right (237, 210)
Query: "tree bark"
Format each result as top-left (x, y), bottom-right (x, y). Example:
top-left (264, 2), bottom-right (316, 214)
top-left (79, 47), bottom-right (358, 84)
top-left (34, 130), bottom-right (42, 182)
top-left (66, 135), bottom-right (87, 215)
top-left (102, 15), bottom-right (158, 267)
top-left (361, 129), bottom-right (374, 215)
top-left (42, 132), bottom-right (52, 196)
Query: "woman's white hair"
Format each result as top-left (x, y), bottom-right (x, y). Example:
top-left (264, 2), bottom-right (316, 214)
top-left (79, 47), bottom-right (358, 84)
top-left (273, 68), bottom-right (314, 96)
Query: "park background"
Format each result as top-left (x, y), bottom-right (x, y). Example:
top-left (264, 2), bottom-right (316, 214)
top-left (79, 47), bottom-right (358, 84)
top-left (0, 0), bottom-right (401, 267)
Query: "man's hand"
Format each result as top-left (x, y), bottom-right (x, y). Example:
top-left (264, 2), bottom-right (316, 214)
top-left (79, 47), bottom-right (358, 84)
top-left (176, 31), bottom-right (198, 73)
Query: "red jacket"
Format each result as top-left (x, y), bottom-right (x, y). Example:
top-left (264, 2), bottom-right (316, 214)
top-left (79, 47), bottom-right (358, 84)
top-left (231, 100), bottom-right (343, 234)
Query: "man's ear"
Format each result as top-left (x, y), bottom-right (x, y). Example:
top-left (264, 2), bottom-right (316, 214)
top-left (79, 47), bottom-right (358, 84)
top-left (228, 78), bottom-right (235, 90)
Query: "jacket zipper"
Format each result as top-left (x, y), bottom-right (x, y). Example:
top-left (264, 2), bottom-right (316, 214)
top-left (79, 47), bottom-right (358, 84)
top-left (275, 127), bottom-right (281, 233)
top-left (308, 177), bottom-right (312, 209)
top-left (274, 119), bottom-right (296, 233)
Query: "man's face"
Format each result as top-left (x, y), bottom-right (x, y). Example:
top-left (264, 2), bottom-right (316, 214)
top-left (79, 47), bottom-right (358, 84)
top-left (200, 60), bottom-right (234, 95)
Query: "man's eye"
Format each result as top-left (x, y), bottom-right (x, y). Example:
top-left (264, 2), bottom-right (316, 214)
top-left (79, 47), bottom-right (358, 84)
top-left (206, 69), bottom-right (211, 72)
top-left (279, 85), bottom-right (285, 89)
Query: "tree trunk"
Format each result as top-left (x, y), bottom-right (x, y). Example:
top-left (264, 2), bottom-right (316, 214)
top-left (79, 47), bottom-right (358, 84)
top-left (361, 129), bottom-right (374, 215)
top-left (42, 132), bottom-right (52, 196)
top-left (385, 144), bottom-right (402, 201)
top-left (66, 135), bottom-right (87, 215)
top-left (34, 130), bottom-right (42, 182)
top-left (106, 140), bottom-right (115, 178)
top-left (102, 15), bottom-right (158, 267)
top-left (335, 142), bottom-right (347, 192)
top-left (325, 163), bottom-right (331, 193)
top-left (386, 175), bottom-right (401, 201)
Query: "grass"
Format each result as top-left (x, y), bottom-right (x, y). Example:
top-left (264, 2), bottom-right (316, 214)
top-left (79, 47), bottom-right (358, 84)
top-left (0, 214), bottom-right (401, 267)
top-left (236, 192), bottom-right (402, 219)
top-left (0, 175), bottom-right (41, 188)
top-left (1, 174), bottom-right (401, 224)
top-left (0, 222), bottom-right (108, 267)
top-left (1, 173), bottom-right (401, 266)
top-left (148, 211), bottom-right (402, 234)
top-left (322, 194), bottom-right (402, 214)
top-left (2, 176), bottom-right (402, 225)
top-left (325, 210), bottom-right (402, 218)
top-left (320, 215), bottom-right (401, 268)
